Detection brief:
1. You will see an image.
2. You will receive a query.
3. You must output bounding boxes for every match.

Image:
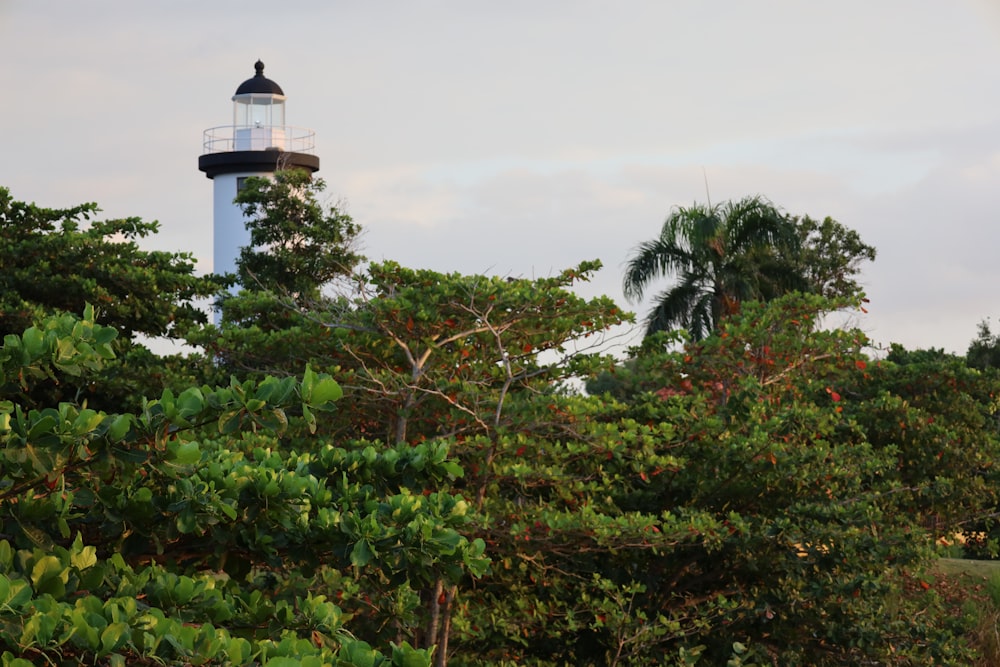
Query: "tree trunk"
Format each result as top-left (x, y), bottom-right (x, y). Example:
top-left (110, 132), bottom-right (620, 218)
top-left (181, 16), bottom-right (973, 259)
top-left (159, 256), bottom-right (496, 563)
top-left (425, 578), bottom-right (443, 651)
top-left (434, 586), bottom-right (456, 667)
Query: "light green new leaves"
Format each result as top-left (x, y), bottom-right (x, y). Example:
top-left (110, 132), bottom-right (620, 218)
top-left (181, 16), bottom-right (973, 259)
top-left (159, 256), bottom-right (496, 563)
top-left (300, 364), bottom-right (343, 434)
top-left (0, 306), bottom-right (116, 392)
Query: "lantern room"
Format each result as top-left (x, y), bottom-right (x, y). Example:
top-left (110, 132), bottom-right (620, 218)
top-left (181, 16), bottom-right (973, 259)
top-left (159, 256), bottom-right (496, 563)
top-left (232, 60), bottom-right (287, 151)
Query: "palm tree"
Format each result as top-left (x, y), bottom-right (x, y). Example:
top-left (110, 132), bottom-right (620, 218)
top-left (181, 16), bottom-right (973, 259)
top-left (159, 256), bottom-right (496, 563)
top-left (623, 196), bottom-right (803, 340)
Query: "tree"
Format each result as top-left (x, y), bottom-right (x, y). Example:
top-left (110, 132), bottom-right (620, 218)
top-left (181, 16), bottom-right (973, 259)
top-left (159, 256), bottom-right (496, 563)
top-left (570, 294), bottom-right (976, 664)
top-left (0, 187), bottom-right (222, 412)
top-left (204, 259), bottom-right (630, 665)
top-left (190, 178), bottom-right (988, 663)
top-left (201, 170), bottom-right (364, 379)
top-left (622, 196), bottom-right (799, 339)
top-left (0, 187), bottom-right (218, 341)
top-left (788, 214), bottom-right (877, 301)
top-left (849, 344), bottom-right (1000, 557)
top-left (622, 196), bottom-right (875, 340)
top-left (967, 318), bottom-right (1000, 371)
top-left (0, 308), bottom-right (487, 666)
top-left (230, 169), bottom-right (362, 299)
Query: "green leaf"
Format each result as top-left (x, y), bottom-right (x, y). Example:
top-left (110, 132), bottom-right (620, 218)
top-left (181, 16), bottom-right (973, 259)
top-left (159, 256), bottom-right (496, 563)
top-left (218, 410), bottom-right (243, 435)
top-left (20, 523), bottom-right (54, 551)
top-left (100, 622), bottom-right (128, 653)
top-left (71, 544), bottom-right (98, 571)
top-left (310, 377), bottom-right (343, 405)
top-left (0, 573), bottom-right (32, 611)
top-left (2, 654), bottom-right (35, 667)
top-left (350, 540), bottom-right (373, 568)
top-left (107, 414), bottom-right (131, 441)
top-left (219, 502), bottom-right (237, 521)
top-left (30, 556), bottom-right (63, 587)
top-left (228, 638), bottom-right (247, 663)
top-left (72, 408), bottom-right (104, 434)
top-left (176, 387), bottom-right (205, 418)
top-left (176, 509), bottom-right (198, 534)
top-left (340, 641), bottom-right (378, 667)
top-left (264, 658), bottom-right (302, 667)
top-left (22, 326), bottom-right (44, 357)
top-left (0, 541), bottom-right (12, 570)
top-left (26, 414), bottom-right (57, 440)
top-left (302, 404), bottom-right (316, 434)
top-left (301, 364), bottom-right (318, 402)
top-left (171, 441), bottom-right (201, 465)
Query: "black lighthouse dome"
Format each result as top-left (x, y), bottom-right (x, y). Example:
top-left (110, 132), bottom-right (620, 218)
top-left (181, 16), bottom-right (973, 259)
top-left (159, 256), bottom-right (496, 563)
top-left (234, 60), bottom-right (284, 96)
top-left (199, 59), bottom-right (318, 179)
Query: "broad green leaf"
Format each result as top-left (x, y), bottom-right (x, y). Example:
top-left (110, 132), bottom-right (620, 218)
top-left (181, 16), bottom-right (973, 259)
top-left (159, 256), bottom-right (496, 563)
top-left (342, 640), bottom-right (378, 667)
top-left (107, 414), bottom-right (131, 441)
top-left (3, 578), bottom-right (33, 610)
top-left (22, 326), bottom-right (44, 357)
top-left (176, 509), bottom-right (198, 534)
top-left (301, 364), bottom-right (317, 402)
top-left (350, 540), bottom-right (373, 568)
top-left (310, 377), bottom-right (343, 405)
top-left (30, 555), bottom-right (64, 587)
top-left (71, 544), bottom-right (98, 571)
top-left (72, 408), bottom-right (104, 434)
top-left (219, 502), bottom-right (238, 520)
top-left (264, 658), bottom-right (301, 667)
top-left (100, 622), bottom-right (128, 653)
top-left (2, 654), bottom-right (35, 667)
top-left (218, 410), bottom-right (242, 434)
top-left (171, 441), bottom-right (201, 465)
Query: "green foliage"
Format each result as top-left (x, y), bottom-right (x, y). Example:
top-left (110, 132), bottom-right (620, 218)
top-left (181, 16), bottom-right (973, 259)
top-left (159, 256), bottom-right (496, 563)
top-left (847, 344), bottom-right (1000, 537)
top-left (27, 171), bottom-right (993, 664)
top-left (0, 309), bottom-right (488, 666)
top-left (0, 187), bottom-right (219, 340)
top-left (0, 187), bottom-right (223, 413)
top-left (204, 259), bottom-right (628, 444)
top-left (231, 169), bottom-right (362, 298)
top-left (456, 293), bottom-right (985, 665)
top-left (623, 196), bottom-right (875, 339)
top-left (207, 256), bottom-right (632, 662)
top-left (967, 318), bottom-right (1000, 371)
top-left (788, 214), bottom-right (877, 301)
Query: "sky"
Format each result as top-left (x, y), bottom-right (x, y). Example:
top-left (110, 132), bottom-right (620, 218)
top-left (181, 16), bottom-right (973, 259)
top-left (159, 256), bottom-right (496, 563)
top-left (3, 1), bottom-right (1000, 355)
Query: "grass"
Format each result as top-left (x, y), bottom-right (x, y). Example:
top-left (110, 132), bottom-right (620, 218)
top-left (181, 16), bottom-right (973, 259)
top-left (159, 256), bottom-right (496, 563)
top-left (931, 558), bottom-right (1000, 664)
top-left (936, 557), bottom-right (1000, 582)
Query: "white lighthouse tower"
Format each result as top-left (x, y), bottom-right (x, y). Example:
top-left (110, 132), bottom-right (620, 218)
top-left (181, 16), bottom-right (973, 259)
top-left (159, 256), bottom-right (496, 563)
top-left (198, 60), bottom-right (319, 288)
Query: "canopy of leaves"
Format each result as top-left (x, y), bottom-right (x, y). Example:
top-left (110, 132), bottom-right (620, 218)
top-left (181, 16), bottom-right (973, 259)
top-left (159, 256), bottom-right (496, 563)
top-left (0, 309), bottom-right (486, 666)
top-left (623, 196), bottom-right (875, 340)
top-left (564, 294), bottom-right (997, 664)
top-left (12, 176), bottom-right (993, 664)
top-left (202, 259), bottom-right (628, 444)
top-left (967, 318), bottom-right (1000, 371)
top-left (0, 188), bottom-right (226, 413)
top-left (0, 187), bottom-right (219, 340)
top-left (231, 169), bottom-right (362, 299)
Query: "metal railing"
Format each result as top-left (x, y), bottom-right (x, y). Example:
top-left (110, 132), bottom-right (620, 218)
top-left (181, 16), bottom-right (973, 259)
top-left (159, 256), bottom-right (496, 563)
top-left (201, 125), bottom-right (317, 155)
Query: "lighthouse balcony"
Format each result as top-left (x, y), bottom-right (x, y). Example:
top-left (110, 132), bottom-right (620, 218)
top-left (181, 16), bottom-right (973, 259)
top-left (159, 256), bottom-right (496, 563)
top-left (202, 125), bottom-right (316, 155)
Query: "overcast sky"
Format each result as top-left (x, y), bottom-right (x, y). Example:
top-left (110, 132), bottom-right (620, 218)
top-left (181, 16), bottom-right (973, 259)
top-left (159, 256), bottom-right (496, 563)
top-left (3, 1), bottom-right (1000, 355)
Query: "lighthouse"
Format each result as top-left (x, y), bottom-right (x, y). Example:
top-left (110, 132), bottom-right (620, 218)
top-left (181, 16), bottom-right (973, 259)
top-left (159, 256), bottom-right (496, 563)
top-left (198, 60), bottom-right (319, 289)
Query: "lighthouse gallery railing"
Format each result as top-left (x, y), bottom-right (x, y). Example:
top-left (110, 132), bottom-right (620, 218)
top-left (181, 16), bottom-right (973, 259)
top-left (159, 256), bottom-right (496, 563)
top-left (202, 125), bottom-right (317, 155)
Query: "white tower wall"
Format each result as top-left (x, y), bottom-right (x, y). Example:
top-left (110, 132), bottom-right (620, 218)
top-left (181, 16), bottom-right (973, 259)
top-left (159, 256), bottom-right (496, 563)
top-left (211, 172), bottom-right (272, 279)
top-left (199, 61), bottom-right (319, 325)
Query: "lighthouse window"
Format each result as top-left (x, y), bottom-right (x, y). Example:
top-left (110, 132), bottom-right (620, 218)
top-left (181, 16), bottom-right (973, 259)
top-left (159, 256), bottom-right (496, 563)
top-left (237, 177), bottom-right (248, 192)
